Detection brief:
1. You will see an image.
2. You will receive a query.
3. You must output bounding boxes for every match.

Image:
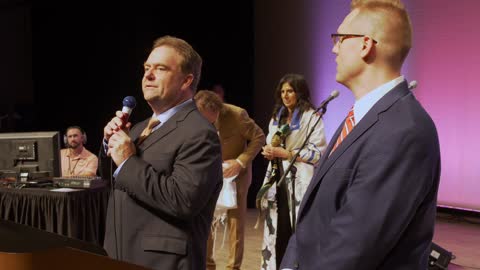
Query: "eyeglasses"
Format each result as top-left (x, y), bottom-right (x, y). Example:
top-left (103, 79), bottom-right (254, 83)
top-left (331, 33), bottom-right (378, 45)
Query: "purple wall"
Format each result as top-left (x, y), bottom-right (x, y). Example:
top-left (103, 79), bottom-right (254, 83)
top-left (408, 1), bottom-right (480, 211)
top-left (255, 0), bottom-right (480, 211)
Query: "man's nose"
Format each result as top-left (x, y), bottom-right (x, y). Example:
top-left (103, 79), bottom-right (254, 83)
top-left (332, 43), bottom-right (339, 54)
top-left (144, 70), bottom-right (155, 80)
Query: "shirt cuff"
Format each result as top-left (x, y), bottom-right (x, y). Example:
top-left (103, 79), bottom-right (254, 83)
top-left (235, 158), bottom-right (246, 169)
top-left (103, 138), bottom-right (108, 155)
top-left (113, 158), bottom-right (129, 178)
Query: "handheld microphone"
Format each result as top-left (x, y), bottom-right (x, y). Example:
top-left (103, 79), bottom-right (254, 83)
top-left (277, 124), bottom-right (290, 136)
top-left (121, 96), bottom-right (137, 125)
top-left (408, 80), bottom-right (418, 90)
top-left (314, 90), bottom-right (340, 113)
top-left (271, 124), bottom-right (290, 147)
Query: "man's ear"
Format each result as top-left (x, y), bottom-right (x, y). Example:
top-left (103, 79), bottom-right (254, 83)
top-left (361, 36), bottom-right (374, 58)
top-left (360, 36), bottom-right (375, 59)
top-left (181, 74), bottom-right (194, 91)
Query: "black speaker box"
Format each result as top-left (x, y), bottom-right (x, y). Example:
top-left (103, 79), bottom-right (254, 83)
top-left (428, 242), bottom-right (452, 270)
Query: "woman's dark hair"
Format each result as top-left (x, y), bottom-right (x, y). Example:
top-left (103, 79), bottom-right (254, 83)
top-left (272, 74), bottom-right (315, 122)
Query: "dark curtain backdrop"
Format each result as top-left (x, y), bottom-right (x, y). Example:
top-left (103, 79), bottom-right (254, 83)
top-left (1, 1), bottom-right (263, 207)
top-left (29, 1), bottom-right (254, 153)
top-left (0, 0), bottom-right (33, 132)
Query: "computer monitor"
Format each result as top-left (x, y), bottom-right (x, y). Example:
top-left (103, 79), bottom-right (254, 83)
top-left (0, 131), bottom-right (61, 181)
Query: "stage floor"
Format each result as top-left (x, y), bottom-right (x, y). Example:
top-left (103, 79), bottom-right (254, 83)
top-left (210, 209), bottom-right (480, 269)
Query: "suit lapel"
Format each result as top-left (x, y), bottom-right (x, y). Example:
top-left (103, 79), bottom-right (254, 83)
top-left (297, 81), bottom-right (411, 220)
top-left (137, 101), bottom-right (197, 151)
top-left (297, 111), bottom-right (379, 217)
top-left (131, 119), bottom-right (149, 143)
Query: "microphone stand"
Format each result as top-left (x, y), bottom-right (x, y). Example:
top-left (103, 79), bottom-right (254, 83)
top-left (276, 105), bottom-right (327, 232)
top-left (289, 165), bottom-right (297, 231)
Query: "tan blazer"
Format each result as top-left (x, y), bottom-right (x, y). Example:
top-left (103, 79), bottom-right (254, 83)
top-left (215, 104), bottom-right (265, 192)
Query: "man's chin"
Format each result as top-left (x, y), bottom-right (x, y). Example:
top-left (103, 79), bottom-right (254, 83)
top-left (144, 93), bottom-right (159, 103)
top-left (335, 75), bottom-right (344, 85)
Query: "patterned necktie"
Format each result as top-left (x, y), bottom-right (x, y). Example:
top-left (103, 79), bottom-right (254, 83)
top-left (137, 117), bottom-right (161, 145)
top-left (330, 107), bottom-right (355, 154)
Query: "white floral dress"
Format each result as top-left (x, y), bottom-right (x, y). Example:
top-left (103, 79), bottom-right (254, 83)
top-left (260, 107), bottom-right (327, 270)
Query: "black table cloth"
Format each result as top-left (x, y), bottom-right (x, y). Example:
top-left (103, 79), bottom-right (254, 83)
top-left (0, 186), bottom-right (109, 246)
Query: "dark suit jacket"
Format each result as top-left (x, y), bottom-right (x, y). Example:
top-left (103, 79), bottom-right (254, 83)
top-left (281, 81), bottom-right (441, 270)
top-left (103, 101), bottom-right (223, 270)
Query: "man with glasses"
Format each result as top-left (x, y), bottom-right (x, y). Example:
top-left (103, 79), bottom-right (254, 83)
top-left (281, 1), bottom-right (441, 269)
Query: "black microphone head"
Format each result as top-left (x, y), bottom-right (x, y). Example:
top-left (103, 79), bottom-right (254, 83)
top-left (121, 96), bottom-right (136, 124)
top-left (123, 96), bottom-right (137, 109)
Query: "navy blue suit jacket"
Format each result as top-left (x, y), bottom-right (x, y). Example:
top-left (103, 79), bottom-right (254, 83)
top-left (281, 81), bottom-right (441, 270)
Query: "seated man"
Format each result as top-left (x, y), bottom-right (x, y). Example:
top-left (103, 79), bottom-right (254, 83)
top-left (60, 126), bottom-right (98, 176)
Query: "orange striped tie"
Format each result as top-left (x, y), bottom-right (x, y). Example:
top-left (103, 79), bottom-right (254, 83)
top-left (137, 117), bottom-right (161, 145)
top-left (331, 107), bottom-right (355, 154)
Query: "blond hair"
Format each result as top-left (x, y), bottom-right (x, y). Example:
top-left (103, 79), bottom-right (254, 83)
top-left (351, 0), bottom-right (405, 10)
top-left (353, 1), bottom-right (412, 67)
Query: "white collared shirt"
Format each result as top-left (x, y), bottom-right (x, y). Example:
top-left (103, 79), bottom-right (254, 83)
top-left (151, 99), bottom-right (193, 133)
top-left (353, 76), bottom-right (404, 124)
top-left (113, 99), bottom-right (193, 177)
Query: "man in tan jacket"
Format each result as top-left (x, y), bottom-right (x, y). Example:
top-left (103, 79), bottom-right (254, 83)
top-left (195, 90), bottom-right (265, 270)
